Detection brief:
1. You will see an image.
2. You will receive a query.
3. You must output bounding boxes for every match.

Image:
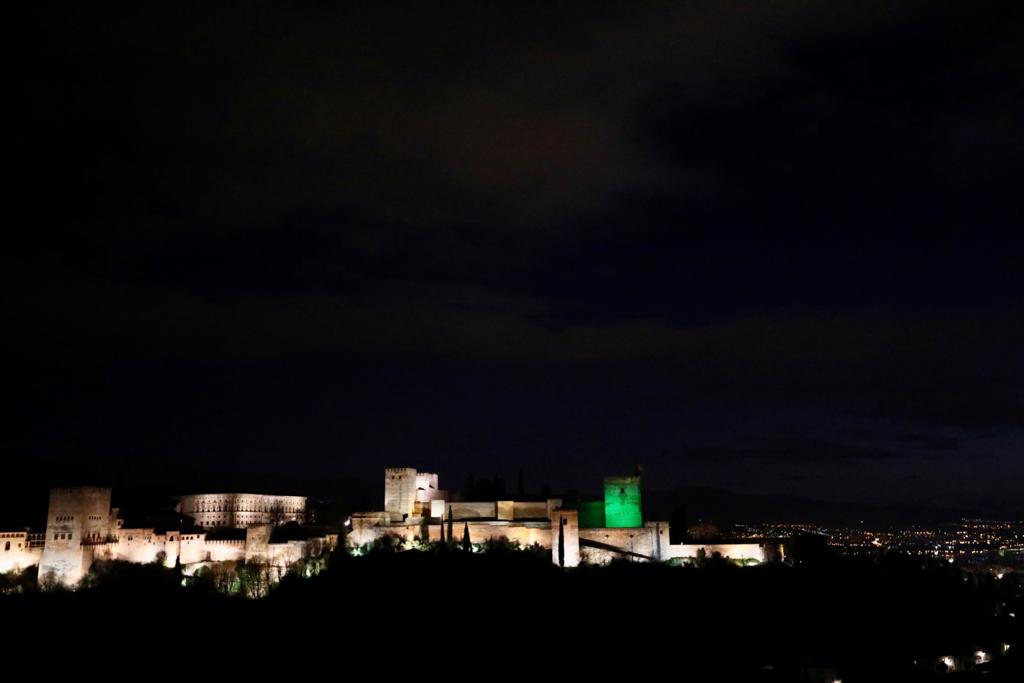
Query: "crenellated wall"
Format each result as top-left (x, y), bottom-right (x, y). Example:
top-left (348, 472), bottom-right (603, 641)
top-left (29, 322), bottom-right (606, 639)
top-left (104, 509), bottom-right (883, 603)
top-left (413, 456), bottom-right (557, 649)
top-left (3, 488), bottom-right (335, 588)
top-left (348, 470), bottom-right (781, 569)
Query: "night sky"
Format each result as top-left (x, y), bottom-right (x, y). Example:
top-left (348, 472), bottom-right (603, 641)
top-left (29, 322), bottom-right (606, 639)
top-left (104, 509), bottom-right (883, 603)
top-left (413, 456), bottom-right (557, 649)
top-left (6, 3), bottom-right (1024, 515)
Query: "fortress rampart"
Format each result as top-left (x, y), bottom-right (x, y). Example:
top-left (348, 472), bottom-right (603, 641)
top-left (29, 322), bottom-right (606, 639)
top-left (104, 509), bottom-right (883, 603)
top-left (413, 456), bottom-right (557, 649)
top-left (349, 468), bottom-right (779, 567)
top-left (2, 487), bottom-right (334, 589)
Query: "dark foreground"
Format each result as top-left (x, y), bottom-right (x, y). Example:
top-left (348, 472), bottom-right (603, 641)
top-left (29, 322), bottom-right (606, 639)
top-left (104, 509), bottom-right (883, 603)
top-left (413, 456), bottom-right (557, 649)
top-left (4, 548), bottom-right (1022, 681)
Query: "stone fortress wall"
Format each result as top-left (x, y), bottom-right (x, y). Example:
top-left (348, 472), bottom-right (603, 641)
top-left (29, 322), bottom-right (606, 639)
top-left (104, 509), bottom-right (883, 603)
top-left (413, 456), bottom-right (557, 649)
top-left (0, 487), bottom-right (334, 588)
top-left (1, 469), bottom-right (779, 587)
top-left (0, 531), bottom-right (44, 574)
top-left (350, 468), bottom-right (781, 567)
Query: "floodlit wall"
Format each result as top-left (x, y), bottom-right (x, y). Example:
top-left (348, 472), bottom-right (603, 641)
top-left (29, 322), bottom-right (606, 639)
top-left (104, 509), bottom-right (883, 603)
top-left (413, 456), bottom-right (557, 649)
top-left (0, 532), bottom-right (42, 573)
top-left (113, 528), bottom-right (163, 564)
top-left (206, 540), bottom-right (246, 562)
top-left (178, 533), bottom-right (209, 564)
top-left (347, 518), bottom-right (554, 550)
top-left (351, 520), bottom-right (423, 548)
top-left (426, 521), bottom-right (552, 548)
top-left (497, 501), bottom-right (514, 520)
top-left (348, 513), bottom-right (394, 547)
top-left (579, 523), bottom-right (667, 563)
top-left (664, 543), bottom-right (770, 563)
top-left (448, 502), bottom-right (497, 520)
top-left (513, 502), bottom-right (550, 519)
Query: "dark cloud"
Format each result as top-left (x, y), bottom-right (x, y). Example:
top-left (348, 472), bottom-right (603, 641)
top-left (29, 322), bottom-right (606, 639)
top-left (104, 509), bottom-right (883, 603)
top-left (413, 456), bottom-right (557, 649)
top-left (891, 435), bottom-right (961, 452)
top-left (669, 437), bottom-right (912, 464)
top-left (5, 2), bottom-right (1024, 507)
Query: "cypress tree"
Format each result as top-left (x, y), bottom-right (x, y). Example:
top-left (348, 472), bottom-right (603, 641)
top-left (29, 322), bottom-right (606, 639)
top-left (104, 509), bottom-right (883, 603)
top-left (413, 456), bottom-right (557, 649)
top-left (447, 505), bottom-right (454, 548)
top-left (462, 521), bottom-right (471, 552)
top-left (558, 516), bottom-right (565, 567)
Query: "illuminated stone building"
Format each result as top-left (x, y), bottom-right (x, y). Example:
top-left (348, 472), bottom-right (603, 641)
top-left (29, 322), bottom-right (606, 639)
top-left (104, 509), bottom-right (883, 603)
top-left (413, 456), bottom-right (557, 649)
top-left (0, 472), bottom-right (781, 588)
top-left (176, 493), bottom-right (306, 528)
top-left (1, 487), bottom-right (334, 588)
top-left (0, 530), bottom-right (43, 575)
top-left (349, 468), bottom-right (781, 567)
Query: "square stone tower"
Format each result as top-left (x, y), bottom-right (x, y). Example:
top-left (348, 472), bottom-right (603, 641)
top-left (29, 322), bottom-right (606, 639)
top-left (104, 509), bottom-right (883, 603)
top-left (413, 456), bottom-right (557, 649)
top-left (38, 487), bottom-right (114, 587)
top-left (603, 476), bottom-right (642, 528)
top-left (384, 467), bottom-right (418, 521)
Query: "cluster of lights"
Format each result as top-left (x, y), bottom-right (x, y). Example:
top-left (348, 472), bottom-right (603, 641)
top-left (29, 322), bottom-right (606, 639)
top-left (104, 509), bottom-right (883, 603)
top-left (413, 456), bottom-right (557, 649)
top-left (751, 520), bottom-right (1021, 569)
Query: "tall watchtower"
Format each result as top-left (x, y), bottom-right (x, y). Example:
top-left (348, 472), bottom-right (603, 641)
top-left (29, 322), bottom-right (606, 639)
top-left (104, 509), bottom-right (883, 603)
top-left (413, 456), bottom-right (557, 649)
top-left (38, 487), bottom-right (114, 587)
top-left (603, 476), bottom-right (642, 528)
top-left (384, 467), bottom-right (417, 521)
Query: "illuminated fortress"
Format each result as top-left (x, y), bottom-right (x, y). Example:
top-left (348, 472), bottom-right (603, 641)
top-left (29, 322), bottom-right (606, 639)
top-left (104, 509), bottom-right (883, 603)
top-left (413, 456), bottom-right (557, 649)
top-left (0, 487), bottom-right (335, 587)
top-left (0, 469), bottom-right (780, 588)
top-left (350, 467), bottom-right (781, 566)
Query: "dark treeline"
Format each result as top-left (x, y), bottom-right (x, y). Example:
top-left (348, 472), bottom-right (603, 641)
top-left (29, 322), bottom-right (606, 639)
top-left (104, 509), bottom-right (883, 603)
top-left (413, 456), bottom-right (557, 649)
top-left (4, 545), bottom-right (1023, 681)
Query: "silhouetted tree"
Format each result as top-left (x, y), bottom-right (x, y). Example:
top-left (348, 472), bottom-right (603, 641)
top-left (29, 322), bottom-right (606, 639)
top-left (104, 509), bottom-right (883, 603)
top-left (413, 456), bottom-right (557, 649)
top-left (462, 522), bottom-right (471, 552)
top-left (236, 559), bottom-right (273, 598)
top-left (483, 537), bottom-right (522, 555)
top-left (447, 506), bottom-right (454, 548)
top-left (558, 516), bottom-right (565, 567)
top-left (365, 534), bottom-right (403, 555)
top-left (0, 565), bottom-right (38, 594)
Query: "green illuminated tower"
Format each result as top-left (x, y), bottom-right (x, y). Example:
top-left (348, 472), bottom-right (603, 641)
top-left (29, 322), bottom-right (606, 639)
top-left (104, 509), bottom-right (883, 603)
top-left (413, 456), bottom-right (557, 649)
top-left (603, 476), bottom-right (642, 527)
